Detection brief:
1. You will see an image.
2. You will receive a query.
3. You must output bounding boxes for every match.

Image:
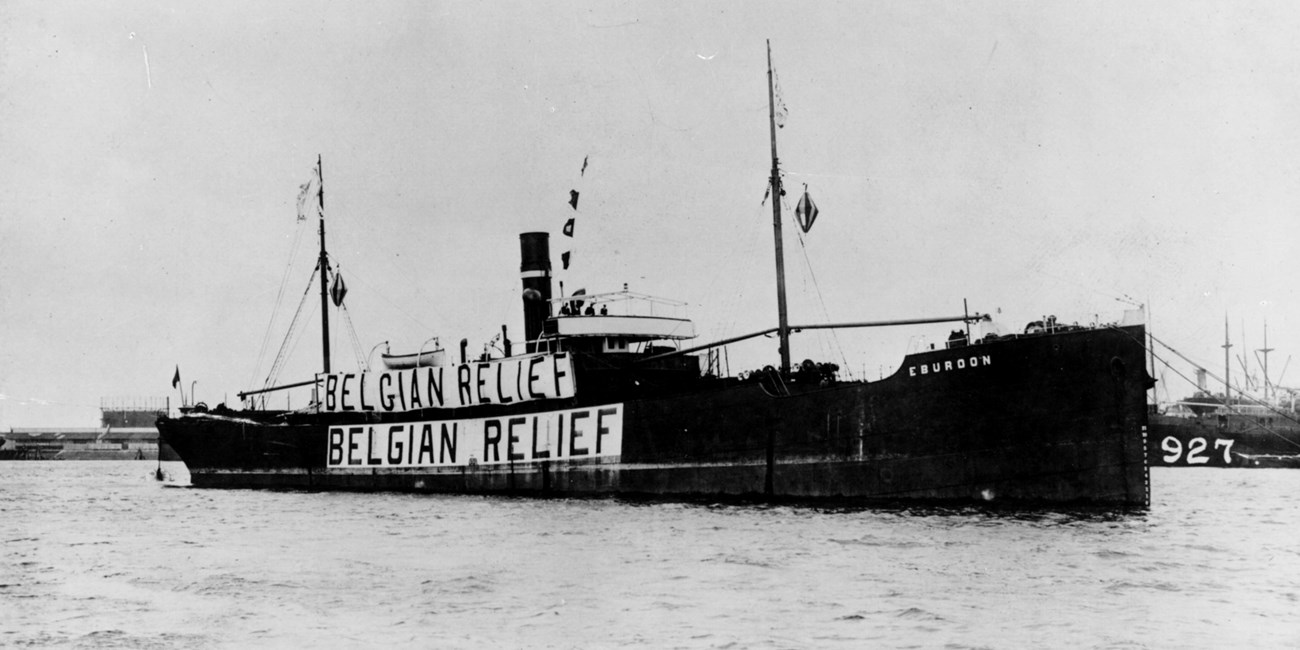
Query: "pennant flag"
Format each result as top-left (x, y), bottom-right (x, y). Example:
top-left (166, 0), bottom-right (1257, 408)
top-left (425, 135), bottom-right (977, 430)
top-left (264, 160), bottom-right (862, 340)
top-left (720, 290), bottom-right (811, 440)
top-left (296, 182), bottom-right (313, 221)
top-left (172, 366), bottom-right (181, 389)
top-left (795, 189), bottom-right (819, 233)
top-left (563, 218), bottom-right (575, 237)
top-left (561, 251), bottom-right (571, 270)
top-left (296, 166), bottom-right (321, 222)
top-left (569, 190), bottom-right (580, 210)
top-left (580, 156), bottom-right (588, 177)
top-left (330, 271), bottom-right (348, 307)
top-left (773, 68), bottom-right (788, 129)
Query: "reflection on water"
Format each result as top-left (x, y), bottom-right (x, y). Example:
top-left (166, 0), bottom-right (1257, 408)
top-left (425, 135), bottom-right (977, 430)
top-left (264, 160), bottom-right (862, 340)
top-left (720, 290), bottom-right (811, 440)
top-left (3, 462), bottom-right (1298, 648)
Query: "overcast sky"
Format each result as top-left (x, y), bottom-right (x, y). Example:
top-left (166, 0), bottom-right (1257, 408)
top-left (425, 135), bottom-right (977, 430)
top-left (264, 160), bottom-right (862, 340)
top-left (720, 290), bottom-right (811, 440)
top-left (3, 1), bottom-right (1297, 428)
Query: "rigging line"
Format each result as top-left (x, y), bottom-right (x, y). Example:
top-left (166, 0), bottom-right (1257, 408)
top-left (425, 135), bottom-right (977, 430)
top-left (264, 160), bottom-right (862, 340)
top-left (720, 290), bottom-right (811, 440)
top-left (340, 304), bottom-right (368, 371)
top-left (279, 299), bottom-right (319, 396)
top-left (1148, 343), bottom-right (1300, 448)
top-left (1150, 332), bottom-right (1284, 410)
top-left (320, 201), bottom-right (451, 334)
top-left (1026, 265), bottom-right (1140, 307)
top-left (268, 293), bottom-right (315, 393)
top-left (789, 196), bottom-right (853, 380)
top-left (335, 265), bottom-right (439, 335)
top-left (1145, 329), bottom-right (1300, 431)
top-left (264, 264), bottom-right (319, 389)
top-left (249, 219), bottom-right (311, 389)
top-left (713, 199), bottom-right (770, 346)
top-left (778, 168), bottom-right (870, 181)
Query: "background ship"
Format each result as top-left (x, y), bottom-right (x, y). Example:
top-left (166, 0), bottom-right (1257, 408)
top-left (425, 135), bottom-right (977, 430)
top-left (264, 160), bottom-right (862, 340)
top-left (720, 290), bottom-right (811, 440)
top-left (158, 45), bottom-right (1151, 507)
top-left (1148, 320), bottom-right (1300, 467)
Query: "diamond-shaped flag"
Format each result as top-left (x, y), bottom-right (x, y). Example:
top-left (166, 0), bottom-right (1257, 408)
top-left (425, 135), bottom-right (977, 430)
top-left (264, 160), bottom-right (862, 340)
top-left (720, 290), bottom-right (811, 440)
top-left (795, 191), bottom-right (818, 233)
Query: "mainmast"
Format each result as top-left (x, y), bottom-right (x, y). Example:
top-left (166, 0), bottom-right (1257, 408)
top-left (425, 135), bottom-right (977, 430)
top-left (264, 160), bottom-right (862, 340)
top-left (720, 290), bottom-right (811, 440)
top-left (1258, 321), bottom-right (1273, 402)
top-left (317, 154), bottom-right (331, 374)
top-left (766, 40), bottom-right (792, 376)
top-left (1222, 314), bottom-right (1231, 405)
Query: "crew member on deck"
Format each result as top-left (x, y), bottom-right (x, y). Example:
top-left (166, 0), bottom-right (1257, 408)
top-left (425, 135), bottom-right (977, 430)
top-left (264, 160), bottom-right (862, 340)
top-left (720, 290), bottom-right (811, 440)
top-left (584, 304), bottom-right (595, 316)
top-left (600, 304), bottom-right (608, 315)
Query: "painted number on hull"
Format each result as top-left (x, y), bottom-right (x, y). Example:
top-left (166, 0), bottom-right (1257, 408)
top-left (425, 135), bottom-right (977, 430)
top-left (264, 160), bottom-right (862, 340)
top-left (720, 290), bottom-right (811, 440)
top-left (1160, 436), bottom-right (1234, 465)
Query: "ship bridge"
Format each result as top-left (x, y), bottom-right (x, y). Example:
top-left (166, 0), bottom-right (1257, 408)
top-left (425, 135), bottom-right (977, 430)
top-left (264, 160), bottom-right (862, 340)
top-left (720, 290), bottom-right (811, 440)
top-left (542, 290), bottom-right (696, 354)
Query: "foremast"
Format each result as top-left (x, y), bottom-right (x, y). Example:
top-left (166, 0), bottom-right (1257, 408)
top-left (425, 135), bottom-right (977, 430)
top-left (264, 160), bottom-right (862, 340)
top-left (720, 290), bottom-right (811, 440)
top-left (766, 40), bottom-right (792, 376)
top-left (316, 154), bottom-right (331, 374)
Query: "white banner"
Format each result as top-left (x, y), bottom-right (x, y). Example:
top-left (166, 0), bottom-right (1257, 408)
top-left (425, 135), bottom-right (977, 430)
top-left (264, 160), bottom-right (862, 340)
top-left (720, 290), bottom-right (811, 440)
top-left (325, 403), bottom-right (623, 468)
top-left (319, 352), bottom-right (575, 413)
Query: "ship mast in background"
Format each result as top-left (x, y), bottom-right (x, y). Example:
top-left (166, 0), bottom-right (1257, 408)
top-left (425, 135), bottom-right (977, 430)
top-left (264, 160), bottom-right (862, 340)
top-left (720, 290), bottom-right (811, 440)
top-left (1222, 315), bottom-right (1232, 404)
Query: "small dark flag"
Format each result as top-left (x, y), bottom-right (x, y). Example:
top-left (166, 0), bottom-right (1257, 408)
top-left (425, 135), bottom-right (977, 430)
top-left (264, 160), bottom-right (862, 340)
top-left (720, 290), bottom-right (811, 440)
top-left (561, 251), bottom-right (571, 270)
top-left (580, 156), bottom-right (588, 176)
top-left (796, 189), bottom-right (819, 233)
top-left (330, 272), bottom-right (348, 307)
top-left (172, 366), bottom-right (181, 389)
top-left (569, 190), bottom-right (579, 210)
top-left (563, 218), bottom-right (575, 237)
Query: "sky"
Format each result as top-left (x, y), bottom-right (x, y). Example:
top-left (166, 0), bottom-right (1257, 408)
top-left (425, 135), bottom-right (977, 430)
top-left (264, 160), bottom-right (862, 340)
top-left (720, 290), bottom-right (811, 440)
top-left (2, 1), bottom-right (1298, 428)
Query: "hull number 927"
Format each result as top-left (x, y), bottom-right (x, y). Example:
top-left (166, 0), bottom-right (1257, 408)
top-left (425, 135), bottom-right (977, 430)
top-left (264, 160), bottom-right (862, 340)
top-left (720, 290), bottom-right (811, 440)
top-left (1160, 436), bottom-right (1234, 465)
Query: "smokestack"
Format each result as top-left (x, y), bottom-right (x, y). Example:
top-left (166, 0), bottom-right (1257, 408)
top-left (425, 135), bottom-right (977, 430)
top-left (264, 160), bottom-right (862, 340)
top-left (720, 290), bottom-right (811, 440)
top-left (520, 232), bottom-right (552, 352)
top-left (1195, 368), bottom-right (1207, 392)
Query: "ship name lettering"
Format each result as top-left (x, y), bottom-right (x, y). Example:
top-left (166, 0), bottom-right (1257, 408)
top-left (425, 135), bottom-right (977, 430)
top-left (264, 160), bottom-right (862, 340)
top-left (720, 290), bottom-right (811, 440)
top-left (457, 365), bottom-right (473, 407)
top-left (388, 425), bottom-right (405, 464)
top-left (440, 423), bottom-right (458, 463)
top-left (596, 407), bottom-right (616, 453)
top-left (324, 375), bottom-right (339, 410)
top-left (417, 424), bottom-right (435, 464)
top-left (340, 374), bottom-right (356, 412)
top-left (908, 355), bottom-right (992, 377)
top-left (531, 418), bottom-right (549, 459)
top-left (379, 373), bottom-right (395, 410)
top-left (483, 420), bottom-right (502, 462)
top-left (497, 363), bottom-right (513, 404)
top-left (569, 410), bottom-right (590, 456)
top-left (527, 356), bottom-right (546, 399)
top-left (326, 403), bottom-right (623, 469)
top-left (553, 355), bottom-right (569, 397)
top-left (359, 374), bottom-right (373, 412)
top-left (426, 368), bottom-right (444, 409)
top-left (507, 416), bottom-right (527, 461)
top-left (321, 353), bottom-right (574, 413)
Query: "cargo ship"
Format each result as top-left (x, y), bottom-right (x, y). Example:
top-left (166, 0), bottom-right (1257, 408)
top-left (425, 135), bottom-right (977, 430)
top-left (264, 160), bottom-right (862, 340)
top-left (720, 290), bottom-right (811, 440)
top-left (158, 44), bottom-right (1151, 506)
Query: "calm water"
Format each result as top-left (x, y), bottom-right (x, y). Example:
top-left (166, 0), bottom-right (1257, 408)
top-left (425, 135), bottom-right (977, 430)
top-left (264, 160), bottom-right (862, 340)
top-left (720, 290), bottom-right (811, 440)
top-left (3, 462), bottom-right (1298, 649)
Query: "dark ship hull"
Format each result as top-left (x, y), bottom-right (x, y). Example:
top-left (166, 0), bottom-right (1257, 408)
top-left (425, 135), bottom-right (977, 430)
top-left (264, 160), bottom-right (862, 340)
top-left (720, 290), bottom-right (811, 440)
top-left (158, 324), bottom-right (1150, 506)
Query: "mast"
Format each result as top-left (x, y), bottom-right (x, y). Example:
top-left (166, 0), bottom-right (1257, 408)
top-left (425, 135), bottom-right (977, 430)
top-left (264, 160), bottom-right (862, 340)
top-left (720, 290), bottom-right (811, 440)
top-left (317, 154), bottom-right (331, 374)
top-left (766, 40), bottom-right (792, 375)
top-left (1222, 314), bottom-right (1232, 405)
top-left (1258, 320), bottom-right (1273, 402)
